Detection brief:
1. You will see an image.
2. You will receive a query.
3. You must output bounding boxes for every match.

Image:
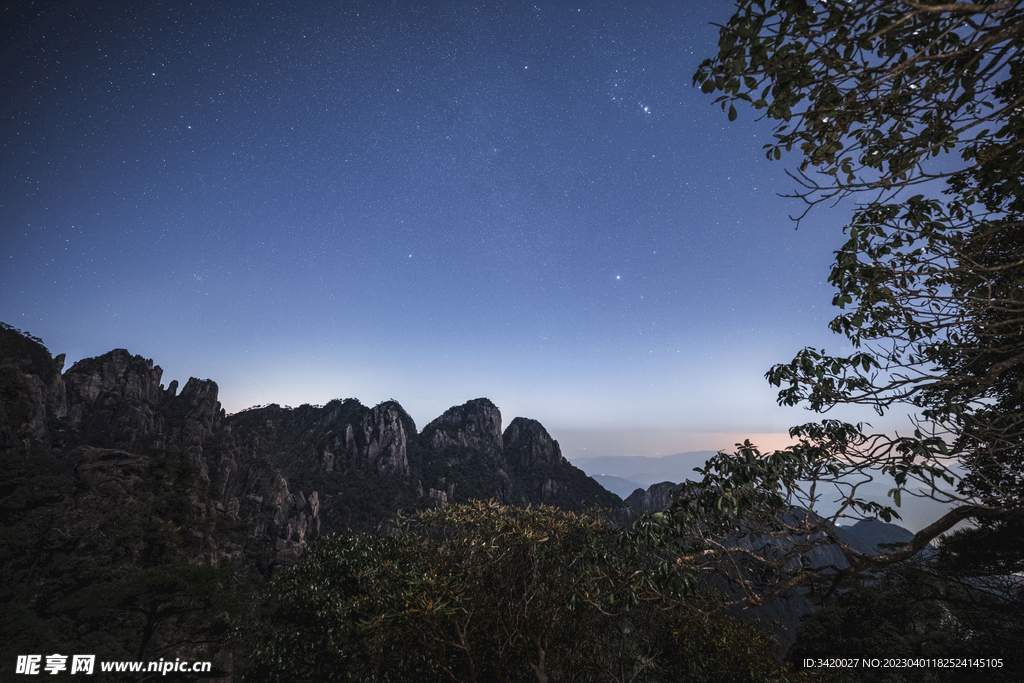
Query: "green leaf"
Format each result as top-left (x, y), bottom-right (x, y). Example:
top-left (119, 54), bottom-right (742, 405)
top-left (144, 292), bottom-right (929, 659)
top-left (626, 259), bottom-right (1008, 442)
top-left (888, 488), bottom-right (901, 507)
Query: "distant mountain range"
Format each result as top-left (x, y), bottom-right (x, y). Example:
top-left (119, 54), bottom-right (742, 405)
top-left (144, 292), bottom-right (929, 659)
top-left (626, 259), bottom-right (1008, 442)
top-left (571, 449), bottom-right (956, 535)
top-left (570, 451), bottom-right (718, 497)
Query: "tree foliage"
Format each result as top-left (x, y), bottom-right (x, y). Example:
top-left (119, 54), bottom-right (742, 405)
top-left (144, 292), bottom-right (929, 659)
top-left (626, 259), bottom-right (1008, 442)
top-left (246, 501), bottom-right (808, 683)
top-left (642, 0), bottom-right (1023, 603)
top-left (789, 559), bottom-right (1023, 682)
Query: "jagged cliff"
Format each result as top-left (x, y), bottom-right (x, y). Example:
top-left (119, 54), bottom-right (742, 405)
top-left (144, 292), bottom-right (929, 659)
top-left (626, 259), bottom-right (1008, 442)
top-left (1, 323), bottom-right (623, 573)
top-left (225, 396), bottom-right (622, 531)
top-left (1, 327), bottom-right (321, 578)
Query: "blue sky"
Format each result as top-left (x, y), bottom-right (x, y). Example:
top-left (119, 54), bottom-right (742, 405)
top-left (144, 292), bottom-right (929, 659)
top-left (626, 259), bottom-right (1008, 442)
top-left (1, 0), bottom-right (903, 457)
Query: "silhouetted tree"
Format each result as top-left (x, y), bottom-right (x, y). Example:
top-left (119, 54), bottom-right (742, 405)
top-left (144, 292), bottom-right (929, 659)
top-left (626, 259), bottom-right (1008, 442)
top-left (640, 0), bottom-right (1023, 605)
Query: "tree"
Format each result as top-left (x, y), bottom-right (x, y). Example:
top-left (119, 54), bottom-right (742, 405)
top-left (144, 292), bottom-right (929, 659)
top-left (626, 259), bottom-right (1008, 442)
top-left (245, 501), bottom-right (807, 683)
top-left (56, 564), bottom-right (237, 661)
top-left (789, 560), bottom-right (1023, 682)
top-left (640, 0), bottom-right (1023, 604)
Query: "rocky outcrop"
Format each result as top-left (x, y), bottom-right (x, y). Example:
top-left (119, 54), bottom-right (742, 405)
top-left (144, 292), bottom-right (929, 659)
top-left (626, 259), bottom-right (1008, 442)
top-left (362, 401), bottom-right (413, 476)
top-left (314, 401), bottom-right (366, 473)
top-left (171, 378), bottom-right (224, 445)
top-left (624, 481), bottom-right (681, 517)
top-left (421, 398), bottom-right (503, 458)
top-left (501, 416), bottom-right (622, 511)
top-left (270, 489), bottom-right (322, 574)
top-left (0, 324), bottom-right (67, 447)
top-left (427, 487), bottom-right (449, 507)
top-left (167, 377), bottom-right (225, 480)
top-left (236, 398), bottom-right (414, 478)
top-left (503, 417), bottom-right (565, 469)
top-left (58, 347), bottom-right (228, 476)
top-left (72, 445), bottom-right (155, 497)
top-left (62, 349), bottom-right (168, 449)
top-left (2, 323), bottom-right (629, 573)
top-left (64, 349), bottom-right (163, 421)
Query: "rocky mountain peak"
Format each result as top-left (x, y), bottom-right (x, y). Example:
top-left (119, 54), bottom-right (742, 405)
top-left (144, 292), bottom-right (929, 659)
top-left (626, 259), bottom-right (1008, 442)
top-left (503, 417), bottom-right (564, 469)
top-left (362, 400), bottom-right (414, 476)
top-left (60, 349), bottom-right (170, 450)
top-left (172, 378), bottom-right (223, 436)
top-left (623, 481), bottom-right (682, 516)
top-left (421, 397), bottom-right (503, 457)
top-left (64, 349), bottom-right (165, 420)
top-left (0, 324), bottom-right (67, 445)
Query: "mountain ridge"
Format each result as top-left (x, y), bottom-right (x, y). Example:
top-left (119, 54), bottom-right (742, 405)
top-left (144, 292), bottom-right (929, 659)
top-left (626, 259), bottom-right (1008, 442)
top-left (571, 451), bottom-right (719, 494)
top-left (1, 322), bottom-right (623, 574)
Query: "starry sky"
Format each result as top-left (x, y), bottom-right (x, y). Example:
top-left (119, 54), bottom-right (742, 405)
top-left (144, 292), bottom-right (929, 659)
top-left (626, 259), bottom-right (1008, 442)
top-left (1, 0), bottom-right (899, 458)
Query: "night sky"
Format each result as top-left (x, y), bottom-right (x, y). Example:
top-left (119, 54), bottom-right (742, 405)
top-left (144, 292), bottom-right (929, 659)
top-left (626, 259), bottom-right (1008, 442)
top-left (2, 0), bottom-right (892, 458)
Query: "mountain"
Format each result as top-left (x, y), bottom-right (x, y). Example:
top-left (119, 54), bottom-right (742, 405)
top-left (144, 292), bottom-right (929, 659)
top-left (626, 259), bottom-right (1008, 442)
top-left (1, 323), bottom-right (621, 569)
top-left (591, 474), bottom-right (645, 499)
top-left (570, 451), bottom-right (718, 490)
top-left (836, 518), bottom-right (917, 554)
top-left (224, 396), bottom-right (621, 532)
top-left (0, 322), bottom-right (629, 676)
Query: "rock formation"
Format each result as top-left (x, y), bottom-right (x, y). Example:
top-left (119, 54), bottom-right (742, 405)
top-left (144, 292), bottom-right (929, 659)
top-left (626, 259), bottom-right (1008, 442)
top-left (502, 417), bottom-right (562, 469)
top-left (501, 416), bottom-right (621, 510)
top-left (1, 323), bottom-right (629, 573)
top-left (362, 401), bottom-right (413, 476)
top-left (226, 395), bottom-right (623, 530)
top-left (421, 397), bottom-right (504, 458)
top-left (0, 325), bottom-right (321, 579)
top-left (0, 323), bottom-right (66, 446)
top-left (623, 481), bottom-right (681, 517)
